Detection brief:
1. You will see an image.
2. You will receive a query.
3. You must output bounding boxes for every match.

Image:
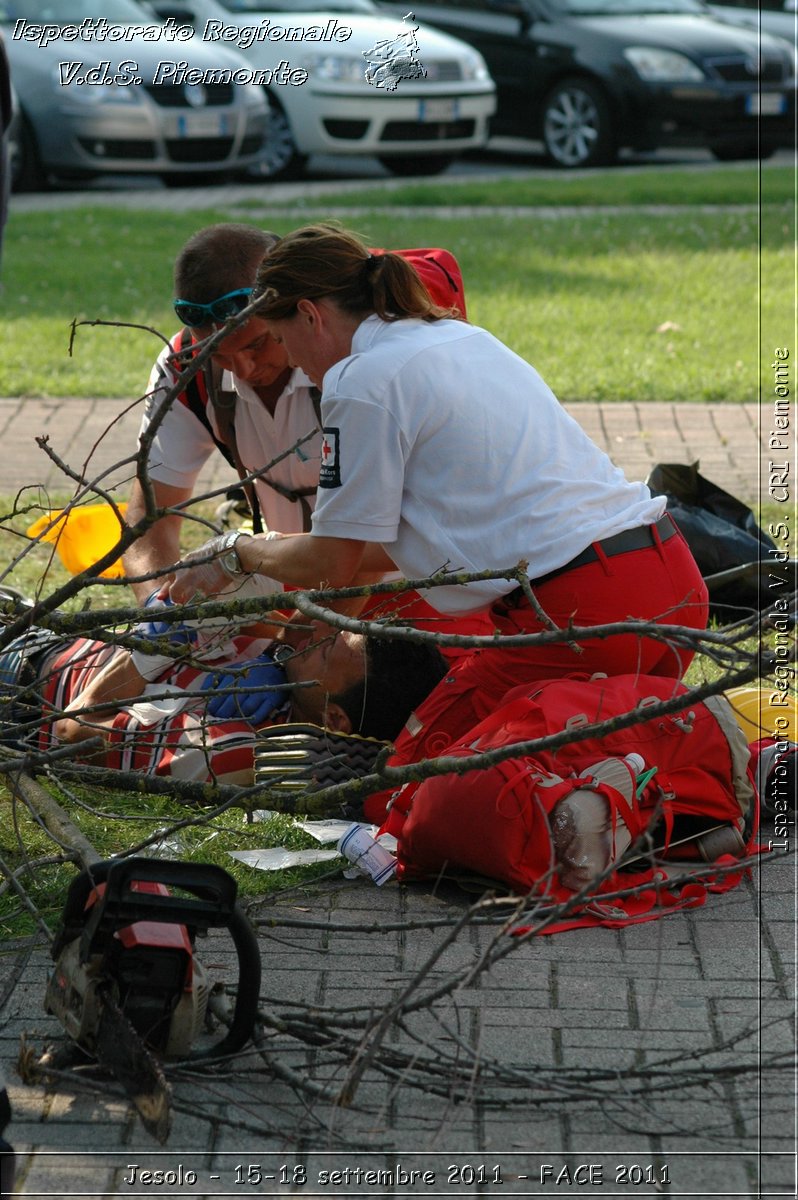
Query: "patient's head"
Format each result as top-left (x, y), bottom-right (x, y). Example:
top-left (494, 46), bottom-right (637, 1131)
top-left (286, 623), bottom-right (447, 740)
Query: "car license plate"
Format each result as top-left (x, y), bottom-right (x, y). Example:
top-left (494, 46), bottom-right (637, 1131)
top-left (746, 93), bottom-right (786, 116)
top-left (418, 99), bottom-right (459, 123)
top-left (169, 112), bottom-right (229, 138)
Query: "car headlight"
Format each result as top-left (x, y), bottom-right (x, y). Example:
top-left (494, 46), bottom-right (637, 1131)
top-left (51, 63), bottom-right (141, 104)
top-left (306, 54), bottom-right (366, 84)
top-left (460, 49), bottom-right (491, 83)
top-left (623, 47), bottom-right (705, 82)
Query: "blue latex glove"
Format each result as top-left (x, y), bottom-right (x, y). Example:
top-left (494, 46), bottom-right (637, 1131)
top-left (135, 592), bottom-right (197, 648)
top-left (204, 655), bottom-right (287, 725)
top-left (129, 593), bottom-right (201, 681)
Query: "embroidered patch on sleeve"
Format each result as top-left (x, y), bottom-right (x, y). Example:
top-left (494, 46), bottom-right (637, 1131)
top-left (319, 427), bottom-right (341, 488)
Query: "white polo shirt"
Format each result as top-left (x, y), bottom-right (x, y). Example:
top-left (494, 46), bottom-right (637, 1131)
top-left (312, 316), bottom-right (664, 613)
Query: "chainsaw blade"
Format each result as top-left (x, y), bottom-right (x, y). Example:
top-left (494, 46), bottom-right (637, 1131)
top-left (95, 994), bottom-right (173, 1144)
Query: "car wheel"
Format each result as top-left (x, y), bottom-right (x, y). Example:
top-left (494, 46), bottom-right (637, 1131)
top-left (245, 93), bottom-right (306, 181)
top-left (13, 114), bottom-right (47, 192)
top-left (542, 77), bottom-right (616, 169)
top-left (378, 154), bottom-right (455, 177)
top-left (710, 142), bottom-right (775, 162)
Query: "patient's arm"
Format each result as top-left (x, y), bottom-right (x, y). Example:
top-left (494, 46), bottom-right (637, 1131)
top-left (52, 650), bottom-right (147, 749)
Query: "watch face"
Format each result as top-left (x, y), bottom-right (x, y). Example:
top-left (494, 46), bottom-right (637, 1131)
top-left (222, 550), bottom-right (241, 576)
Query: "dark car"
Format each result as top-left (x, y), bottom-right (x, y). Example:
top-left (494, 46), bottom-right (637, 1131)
top-left (709, 0), bottom-right (797, 43)
top-left (378, 0), bottom-right (795, 166)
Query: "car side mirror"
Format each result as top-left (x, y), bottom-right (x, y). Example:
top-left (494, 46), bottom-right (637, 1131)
top-left (486, 0), bottom-right (535, 32)
top-left (150, 3), bottom-right (197, 24)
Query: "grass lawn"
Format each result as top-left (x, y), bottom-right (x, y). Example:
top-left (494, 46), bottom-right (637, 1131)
top-left (0, 163), bottom-right (790, 403)
top-left (266, 162), bottom-right (793, 210)
top-left (0, 775), bottom-right (341, 938)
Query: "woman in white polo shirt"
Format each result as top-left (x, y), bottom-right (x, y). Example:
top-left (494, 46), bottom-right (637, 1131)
top-left (169, 223), bottom-right (708, 741)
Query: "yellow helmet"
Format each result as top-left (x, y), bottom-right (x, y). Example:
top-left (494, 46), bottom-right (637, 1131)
top-left (725, 686), bottom-right (797, 745)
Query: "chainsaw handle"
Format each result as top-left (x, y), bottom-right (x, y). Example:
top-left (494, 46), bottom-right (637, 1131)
top-left (191, 900), bottom-right (262, 1061)
top-left (51, 858), bottom-right (262, 1059)
top-left (51, 858), bottom-right (117, 960)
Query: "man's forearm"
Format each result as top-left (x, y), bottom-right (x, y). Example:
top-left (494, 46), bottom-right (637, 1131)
top-left (123, 479), bottom-right (191, 602)
top-left (123, 529), bottom-right (182, 602)
top-left (53, 650), bottom-right (147, 746)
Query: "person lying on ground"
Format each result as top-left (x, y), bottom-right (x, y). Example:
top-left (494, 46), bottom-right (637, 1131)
top-left (0, 610), bottom-right (447, 787)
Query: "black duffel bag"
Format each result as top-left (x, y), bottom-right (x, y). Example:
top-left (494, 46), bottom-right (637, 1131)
top-left (646, 462), bottom-right (789, 617)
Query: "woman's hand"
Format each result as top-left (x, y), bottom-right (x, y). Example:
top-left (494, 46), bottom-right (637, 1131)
top-left (168, 532), bottom-right (251, 603)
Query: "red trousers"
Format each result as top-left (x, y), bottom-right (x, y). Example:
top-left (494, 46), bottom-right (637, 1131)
top-left (474, 518), bottom-right (708, 695)
top-left (367, 524), bottom-right (708, 824)
top-left (361, 587), bottom-right (495, 660)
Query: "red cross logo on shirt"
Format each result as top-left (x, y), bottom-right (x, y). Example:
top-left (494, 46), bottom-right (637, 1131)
top-left (319, 427), bottom-right (340, 488)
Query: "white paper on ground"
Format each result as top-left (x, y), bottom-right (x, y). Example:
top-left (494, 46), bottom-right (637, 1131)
top-left (228, 823), bottom-right (398, 875)
top-left (295, 818), bottom-right (364, 843)
top-left (293, 820), bottom-right (398, 852)
top-left (229, 847), bottom-right (340, 871)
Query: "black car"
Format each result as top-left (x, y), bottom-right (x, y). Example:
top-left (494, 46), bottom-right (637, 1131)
top-left (379, 0), bottom-right (795, 165)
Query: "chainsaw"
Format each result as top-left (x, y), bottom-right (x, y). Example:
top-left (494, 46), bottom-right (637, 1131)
top-left (44, 857), bottom-right (261, 1141)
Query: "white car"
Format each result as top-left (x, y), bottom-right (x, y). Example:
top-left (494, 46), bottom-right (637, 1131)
top-left (4, 0), bottom-right (270, 189)
top-left (144, 0), bottom-right (496, 176)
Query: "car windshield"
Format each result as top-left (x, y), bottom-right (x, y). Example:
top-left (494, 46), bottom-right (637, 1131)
top-left (548, 0), bottom-right (706, 14)
top-left (218, 0), bottom-right (377, 12)
top-left (0, 0), bottom-right (154, 21)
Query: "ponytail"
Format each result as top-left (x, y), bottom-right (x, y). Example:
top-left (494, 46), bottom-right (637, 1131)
top-left (254, 223), bottom-right (452, 322)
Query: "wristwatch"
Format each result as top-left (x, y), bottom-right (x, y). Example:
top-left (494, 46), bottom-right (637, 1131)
top-left (218, 529), bottom-right (251, 577)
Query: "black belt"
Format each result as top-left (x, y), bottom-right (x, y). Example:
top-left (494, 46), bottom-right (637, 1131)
top-left (529, 513), bottom-right (677, 590)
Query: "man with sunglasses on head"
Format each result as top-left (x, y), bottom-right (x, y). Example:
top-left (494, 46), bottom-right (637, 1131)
top-left (123, 223), bottom-right (321, 604)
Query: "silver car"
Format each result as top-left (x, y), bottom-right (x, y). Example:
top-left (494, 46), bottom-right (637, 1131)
top-left (3, 0), bottom-right (269, 188)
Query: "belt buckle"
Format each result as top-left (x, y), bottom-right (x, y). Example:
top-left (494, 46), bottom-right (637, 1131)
top-left (494, 585), bottom-right (523, 614)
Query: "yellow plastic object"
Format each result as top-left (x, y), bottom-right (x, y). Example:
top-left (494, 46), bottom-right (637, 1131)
top-left (725, 686), bottom-right (797, 745)
top-left (26, 503), bottom-right (128, 579)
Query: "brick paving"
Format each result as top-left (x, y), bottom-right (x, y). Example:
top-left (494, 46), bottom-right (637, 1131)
top-left (0, 395), bottom-right (767, 504)
top-left (0, 849), bottom-right (794, 1199)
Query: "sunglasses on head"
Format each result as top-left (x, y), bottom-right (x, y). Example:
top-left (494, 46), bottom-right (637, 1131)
top-left (173, 288), bottom-right (254, 329)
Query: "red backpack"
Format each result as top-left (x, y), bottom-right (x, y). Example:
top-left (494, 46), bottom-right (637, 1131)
top-left (392, 675), bottom-right (756, 921)
top-left (374, 247), bottom-right (468, 318)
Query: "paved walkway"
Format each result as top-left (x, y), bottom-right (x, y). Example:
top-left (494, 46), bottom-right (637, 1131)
top-left (0, 396), bottom-right (766, 505)
top-left (0, 848), bottom-right (793, 1199)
